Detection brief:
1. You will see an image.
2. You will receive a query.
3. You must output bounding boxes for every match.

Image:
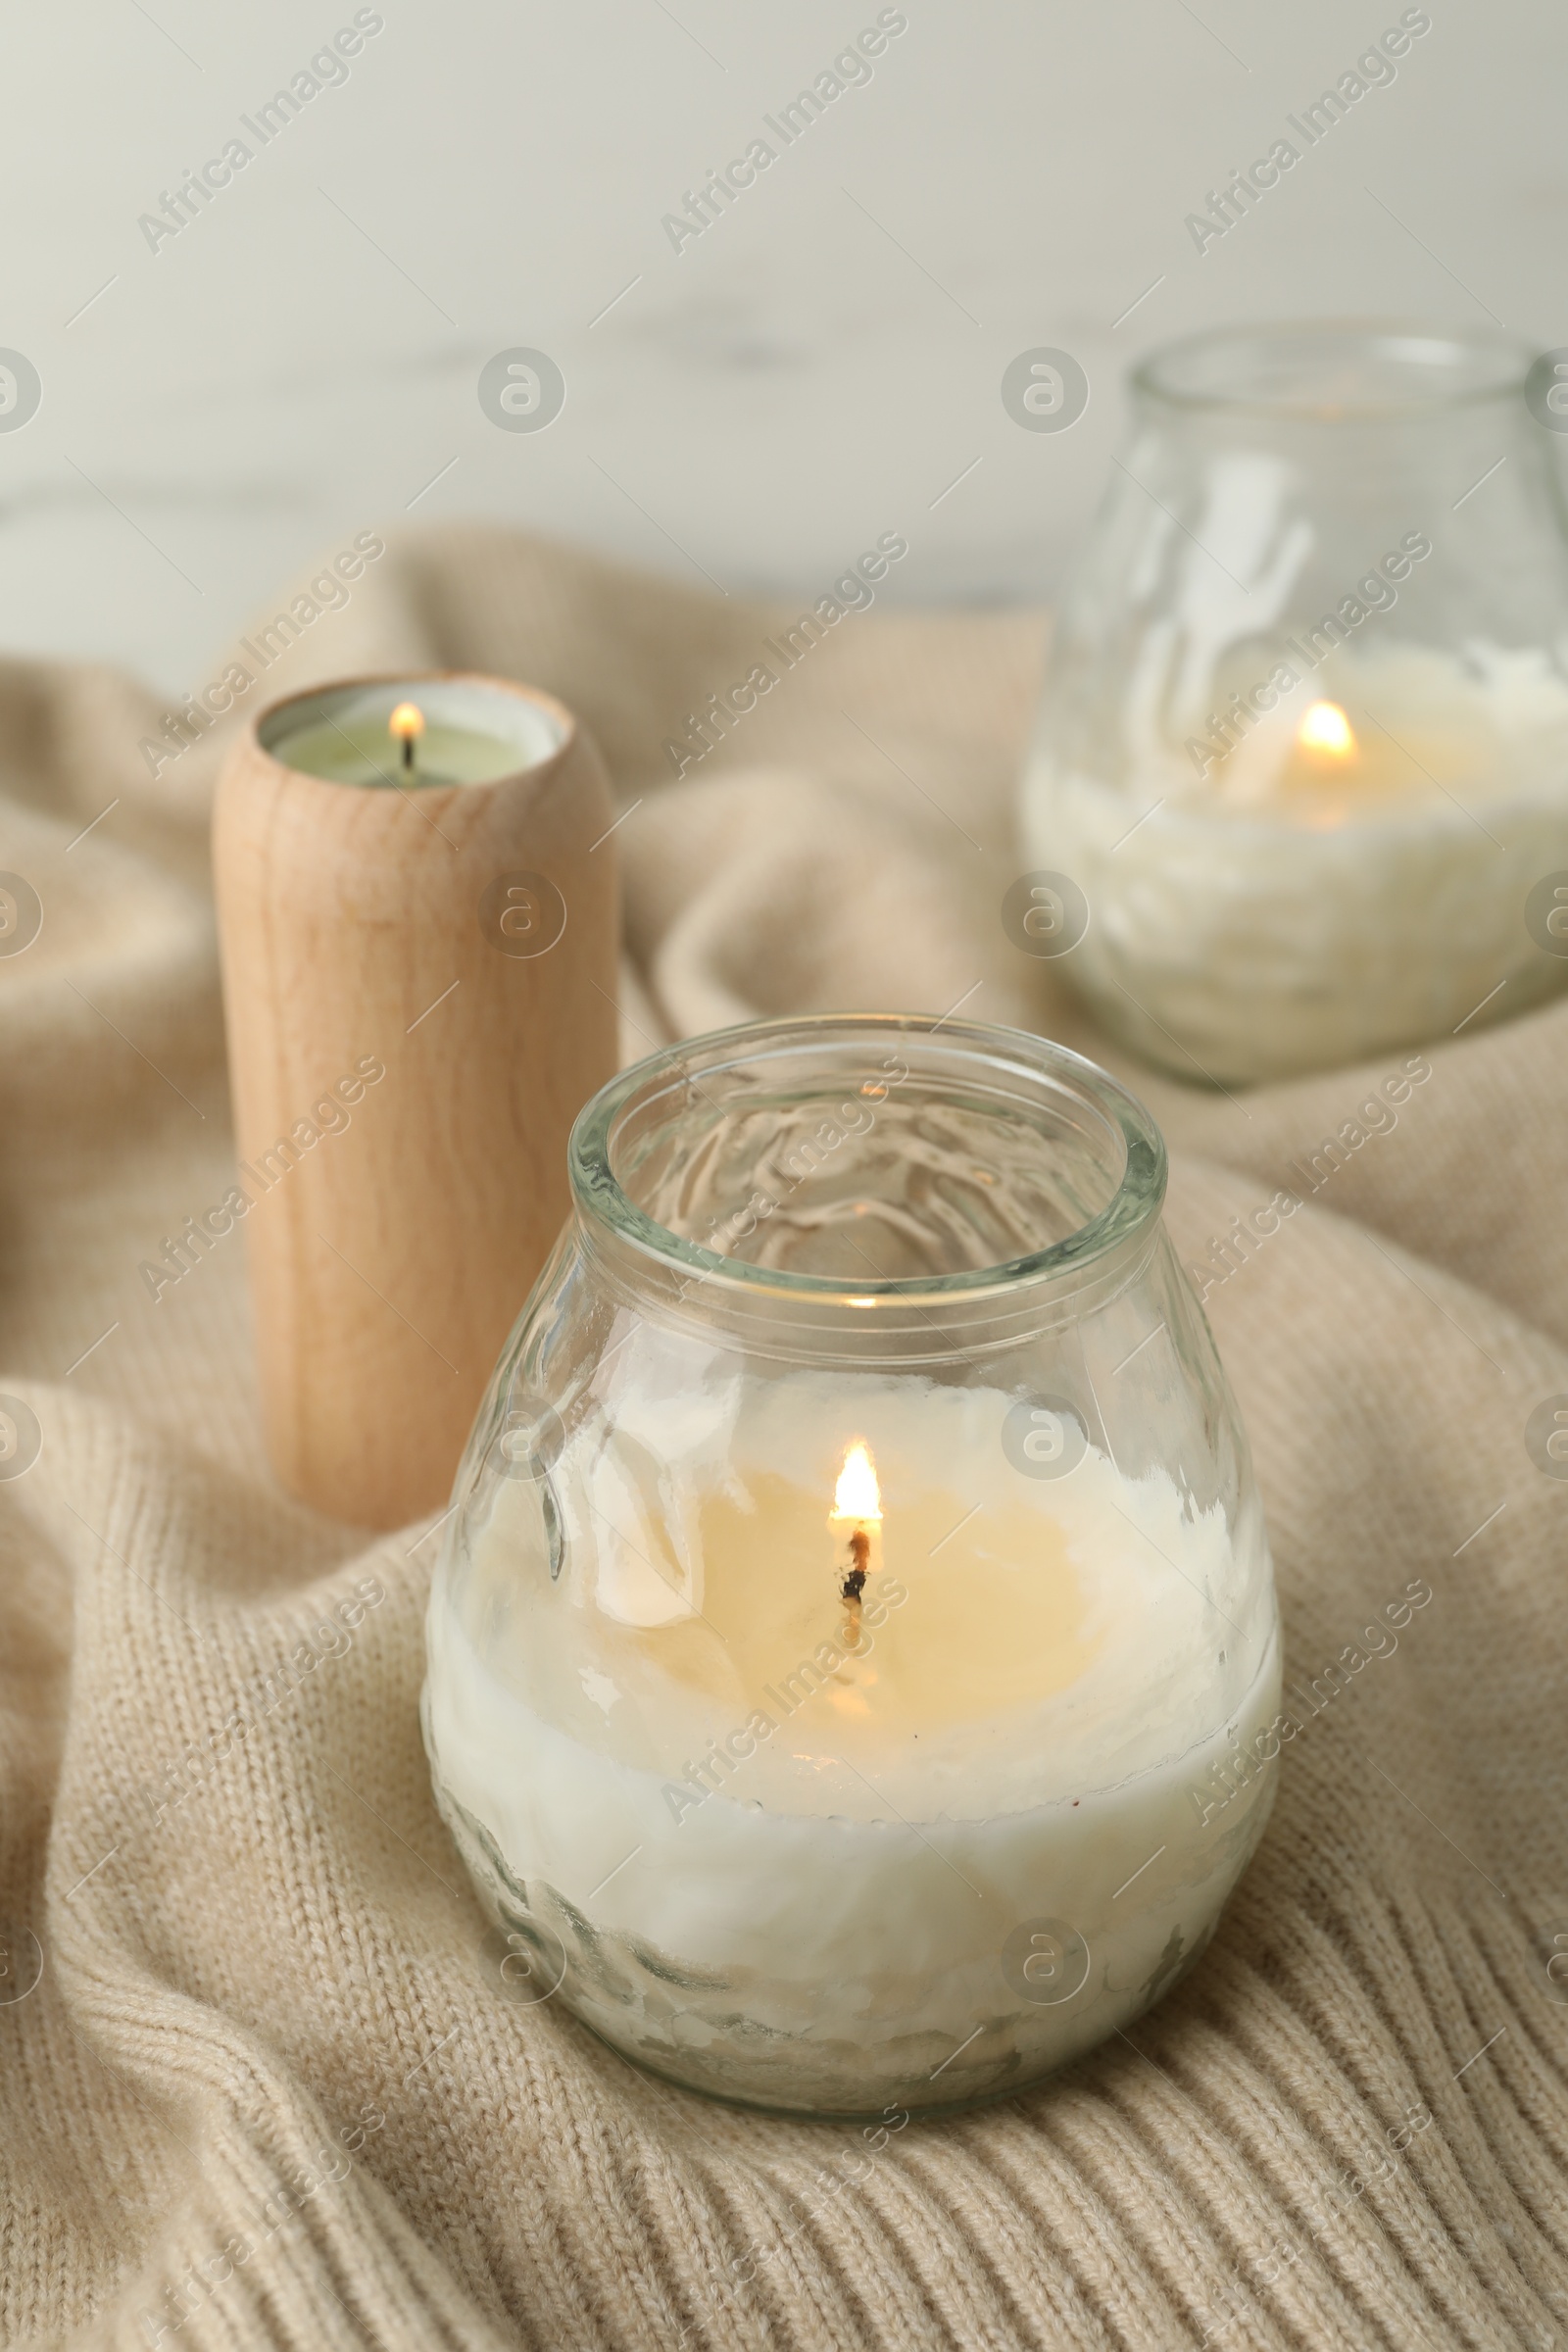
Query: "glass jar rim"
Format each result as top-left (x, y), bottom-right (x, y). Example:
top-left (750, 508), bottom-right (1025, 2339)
top-left (568, 1012), bottom-right (1168, 1304)
top-left (1132, 319), bottom-right (1535, 418)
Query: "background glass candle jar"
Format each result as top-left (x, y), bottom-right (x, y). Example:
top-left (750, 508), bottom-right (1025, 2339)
top-left (1020, 324), bottom-right (1568, 1084)
top-left (422, 1015), bottom-right (1280, 2118)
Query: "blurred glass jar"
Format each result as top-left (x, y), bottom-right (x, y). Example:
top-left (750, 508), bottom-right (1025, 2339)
top-left (1020, 323), bottom-right (1568, 1083)
top-left (423, 1014), bottom-right (1280, 2118)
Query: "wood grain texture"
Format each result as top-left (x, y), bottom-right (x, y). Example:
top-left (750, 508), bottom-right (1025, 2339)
top-left (213, 672), bottom-right (618, 1528)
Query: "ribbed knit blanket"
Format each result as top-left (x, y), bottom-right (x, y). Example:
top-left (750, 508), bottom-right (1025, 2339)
top-left (3, 526), bottom-right (1565, 2350)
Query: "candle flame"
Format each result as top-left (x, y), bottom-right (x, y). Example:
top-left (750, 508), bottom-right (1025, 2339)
top-left (389, 701), bottom-right (426, 744)
top-left (832, 1441), bottom-right (882, 1522)
top-left (1296, 700), bottom-right (1355, 761)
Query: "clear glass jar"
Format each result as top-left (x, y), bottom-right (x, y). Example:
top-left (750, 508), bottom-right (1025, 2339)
top-left (1021, 323), bottom-right (1568, 1083)
top-left (422, 1015), bottom-right (1280, 2117)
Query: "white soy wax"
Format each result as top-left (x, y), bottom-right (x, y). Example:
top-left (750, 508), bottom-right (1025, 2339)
top-left (261, 676), bottom-right (562, 788)
top-left (1027, 643), bottom-right (1568, 1082)
top-left (423, 1376), bottom-right (1282, 2114)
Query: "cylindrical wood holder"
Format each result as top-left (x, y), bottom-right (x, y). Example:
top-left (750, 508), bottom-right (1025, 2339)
top-left (214, 673), bottom-right (618, 1529)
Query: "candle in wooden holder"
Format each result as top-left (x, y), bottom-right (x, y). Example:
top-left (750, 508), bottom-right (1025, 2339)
top-left (214, 672), bottom-right (618, 1529)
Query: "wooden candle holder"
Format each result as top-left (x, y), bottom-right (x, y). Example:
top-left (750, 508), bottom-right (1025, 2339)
top-left (214, 672), bottom-right (618, 1529)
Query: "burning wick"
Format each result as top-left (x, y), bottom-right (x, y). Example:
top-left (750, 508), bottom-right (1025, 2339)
top-left (1296, 700), bottom-right (1355, 765)
top-left (389, 700), bottom-right (425, 776)
top-left (831, 1441), bottom-right (881, 1603)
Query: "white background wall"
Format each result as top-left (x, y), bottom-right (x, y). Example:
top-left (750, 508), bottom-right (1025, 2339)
top-left (1, 0), bottom-right (1561, 694)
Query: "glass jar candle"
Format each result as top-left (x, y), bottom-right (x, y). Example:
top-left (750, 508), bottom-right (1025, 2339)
top-left (1021, 323), bottom-right (1568, 1083)
top-left (422, 1015), bottom-right (1281, 2117)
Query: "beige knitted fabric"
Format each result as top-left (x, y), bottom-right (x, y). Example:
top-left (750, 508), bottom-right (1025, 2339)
top-left (3, 526), bottom-right (1566, 2352)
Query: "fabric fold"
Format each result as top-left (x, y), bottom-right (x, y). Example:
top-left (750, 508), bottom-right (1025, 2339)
top-left (0, 524), bottom-right (1564, 2351)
